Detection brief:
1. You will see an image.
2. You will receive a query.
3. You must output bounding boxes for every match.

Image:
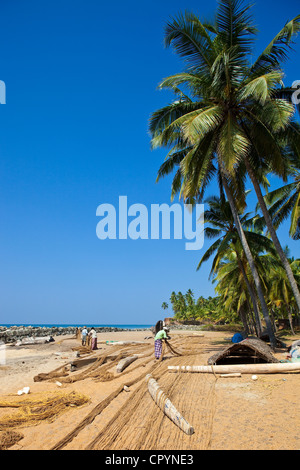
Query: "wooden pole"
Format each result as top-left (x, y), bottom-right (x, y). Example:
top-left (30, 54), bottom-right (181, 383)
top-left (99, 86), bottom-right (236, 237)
top-left (220, 373), bottom-right (242, 378)
top-left (146, 374), bottom-right (194, 435)
top-left (168, 363), bottom-right (300, 374)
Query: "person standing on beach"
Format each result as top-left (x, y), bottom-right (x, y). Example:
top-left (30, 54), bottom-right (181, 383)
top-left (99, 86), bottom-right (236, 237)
top-left (81, 326), bottom-right (88, 346)
top-left (154, 326), bottom-right (168, 360)
top-left (89, 327), bottom-right (98, 350)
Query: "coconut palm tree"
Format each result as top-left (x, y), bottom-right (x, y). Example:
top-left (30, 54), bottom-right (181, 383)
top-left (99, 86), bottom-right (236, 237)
top-left (216, 8), bottom-right (300, 308)
top-left (198, 193), bottom-right (276, 276)
top-left (213, 242), bottom-right (286, 335)
top-left (170, 291), bottom-right (189, 321)
top-left (149, 0), bottom-right (300, 346)
top-left (262, 150), bottom-right (300, 240)
top-left (197, 193), bottom-right (278, 335)
top-left (266, 251), bottom-right (300, 334)
top-left (214, 250), bottom-right (257, 334)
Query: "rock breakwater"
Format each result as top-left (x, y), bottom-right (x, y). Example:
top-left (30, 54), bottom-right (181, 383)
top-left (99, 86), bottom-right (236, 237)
top-left (0, 325), bottom-right (151, 344)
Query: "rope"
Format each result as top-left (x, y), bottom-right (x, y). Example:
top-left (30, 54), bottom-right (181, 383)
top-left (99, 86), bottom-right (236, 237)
top-left (164, 339), bottom-right (183, 356)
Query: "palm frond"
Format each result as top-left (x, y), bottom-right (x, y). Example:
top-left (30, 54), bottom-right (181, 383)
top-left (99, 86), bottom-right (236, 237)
top-left (238, 71), bottom-right (284, 105)
top-left (217, 113), bottom-right (250, 172)
top-left (216, 0), bottom-right (257, 54)
top-left (251, 14), bottom-right (300, 74)
top-left (164, 11), bottom-right (216, 72)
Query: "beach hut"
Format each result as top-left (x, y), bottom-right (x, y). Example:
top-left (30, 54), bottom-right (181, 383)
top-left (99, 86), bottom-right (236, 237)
top-left (208, 338), bottom-right (279, 365)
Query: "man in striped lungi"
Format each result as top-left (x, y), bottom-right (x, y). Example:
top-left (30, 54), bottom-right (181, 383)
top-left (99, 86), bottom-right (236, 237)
top-left (154, 327), bottom-right (168, 360)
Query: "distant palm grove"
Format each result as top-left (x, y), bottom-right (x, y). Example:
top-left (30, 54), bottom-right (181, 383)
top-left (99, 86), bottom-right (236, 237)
top-left (150, 0), bottom-right (300, 348)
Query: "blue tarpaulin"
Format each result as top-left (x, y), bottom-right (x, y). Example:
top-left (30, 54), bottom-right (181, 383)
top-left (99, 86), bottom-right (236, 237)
top-left (231, 333), bottom-right (244, 343)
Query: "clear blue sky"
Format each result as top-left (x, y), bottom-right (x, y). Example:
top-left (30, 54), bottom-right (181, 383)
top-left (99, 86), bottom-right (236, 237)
top-left (0, 0), bottom-right (299, 325)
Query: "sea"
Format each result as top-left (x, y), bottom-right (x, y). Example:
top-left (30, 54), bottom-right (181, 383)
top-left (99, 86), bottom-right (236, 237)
top-left (0, 324), bottom-right (152, 330)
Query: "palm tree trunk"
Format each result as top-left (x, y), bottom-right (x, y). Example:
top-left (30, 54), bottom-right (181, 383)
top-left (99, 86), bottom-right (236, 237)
top-left (236, 255), bottom-right (263, 336)
top-left (294, 307), bottom-right (300, 328)
top-left (221, 173), bottom-right (277, 348)
top-left (270, 308), bottom-right (278, 333)
top-left (247, 299), bottom-right (258, 335)
top-left (245, 158), bottom-right (300, 313)
top-left (286, 304), bottom-right (296, 335)
top-left (239, 305), bottom-right (250, 336)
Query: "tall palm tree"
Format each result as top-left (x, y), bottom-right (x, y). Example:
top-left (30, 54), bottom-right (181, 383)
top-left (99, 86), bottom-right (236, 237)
top-left (198, 193), bottom-right (277, 335)
top-left (198, 193), bottom-right (276, 275)
top-left (150, 0), bottom-right (300, 346)
top-left (214, 250), bottom-right (257, 334)
top-left (266, 252), bottom-right (300, 334)
top-left (213, 246), bottom-right (279, 335)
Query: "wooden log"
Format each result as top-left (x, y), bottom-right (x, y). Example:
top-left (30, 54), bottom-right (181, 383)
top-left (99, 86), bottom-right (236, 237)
top-left (220, 373), bottom-right (242, 378)
top-left (116, 355), bottom-right (138, 373)
top-left (168, 362), bottom-right (300, 374)
top-left (145, 374), bottom-right (194, 435)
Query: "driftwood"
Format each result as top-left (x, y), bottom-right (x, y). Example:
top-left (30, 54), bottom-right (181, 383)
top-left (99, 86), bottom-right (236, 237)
top-left (116, 355), bottom-right (138, 373)
top-left (146, 374), bottom-right (194, 435)
top-left (168, 363), bottom-right (300, 374)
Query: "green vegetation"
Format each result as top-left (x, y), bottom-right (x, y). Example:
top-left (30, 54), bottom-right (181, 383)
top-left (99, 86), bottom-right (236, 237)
top-left (151, 0), bottom-right (300, 344)
top-left (168, 291), bottom-right (235, 324)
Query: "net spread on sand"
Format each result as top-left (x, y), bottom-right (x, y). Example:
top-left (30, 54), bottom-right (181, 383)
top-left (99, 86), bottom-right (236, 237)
top-left (49, 335), bottom-right (216, 451)
top-left (0, 430), bottom-right (24, 450)
top-left (0, 391), bottom-right (89, 430)
top-left (3, 334), bottom-right (217, 450)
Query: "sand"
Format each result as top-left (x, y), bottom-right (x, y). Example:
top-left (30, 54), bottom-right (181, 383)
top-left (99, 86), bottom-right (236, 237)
top-left (0, 328), bottom-right (299, 451)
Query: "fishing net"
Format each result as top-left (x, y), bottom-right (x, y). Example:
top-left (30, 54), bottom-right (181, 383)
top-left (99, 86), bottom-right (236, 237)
top-left (33, 343), bottom-right (154, 384)
top-left (34, 336), bottom-right (199, 387)
top-left (71, 346), bottom-right (93, 355)
top-left (85, 361), bottom-right (183, 450)
top-left (51, 361), bottom-right (161, 450)
top-left (10, 334), bottom-right (206, 450)
top-left (164, 339), bottom-right (183, 357)
top-left (86, 337), bottom-right (217, 451)
top-left (51, 335), bottom-right (205, 450)
top-left (33, 364), bottom-right (69, 382)
top-left (0, 391), bottom-right (89, 430)
top-left (0, 430), bottom-right (24, 450)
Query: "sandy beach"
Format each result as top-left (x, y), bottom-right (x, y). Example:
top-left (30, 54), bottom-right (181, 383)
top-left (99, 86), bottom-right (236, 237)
top-left (0, 327), bottom-right (300, 451)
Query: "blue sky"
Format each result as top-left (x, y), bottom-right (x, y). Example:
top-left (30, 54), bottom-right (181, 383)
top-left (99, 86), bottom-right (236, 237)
top-left (0, 0), bottom-right (299, 325)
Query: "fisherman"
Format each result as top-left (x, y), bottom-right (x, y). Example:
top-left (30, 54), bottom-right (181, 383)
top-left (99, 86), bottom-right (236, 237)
top-left (81, 326), bottom-right (88, 346)
top-left (154, 326), bottom-right (170, 360)
top-left (89, 327), bottom-right (98, 350)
